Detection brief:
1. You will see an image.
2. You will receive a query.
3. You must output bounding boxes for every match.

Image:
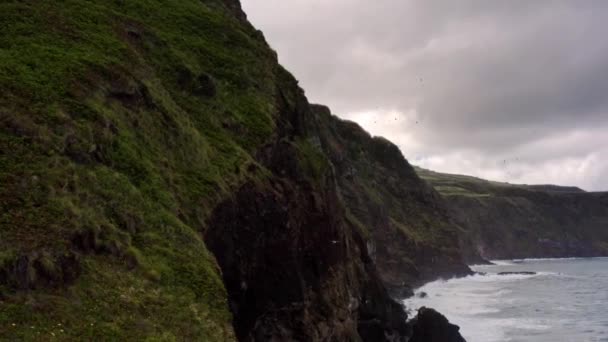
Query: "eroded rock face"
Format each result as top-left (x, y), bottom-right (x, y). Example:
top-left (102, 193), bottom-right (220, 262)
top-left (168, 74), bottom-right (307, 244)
top-left (206, 176), bottom-right (407, 341)
top-left (308, 105), bottom-right (472, 293)
top-left (414, 167), bottom-right (608, 261)
top-left (409, 307), bottom-right (466, 342)
top-left (0, 252), bottom-right (81, 291)
top-left (206, 179), bottom-right (348, 340)
top-left (417, 167), bottom-right (608, 260)
top-left (204, 72), bottom-right (475, 339)
top-left (223, 0), bottom-right (248, 21)
top-left (205, 73), bottom-right (409, 341)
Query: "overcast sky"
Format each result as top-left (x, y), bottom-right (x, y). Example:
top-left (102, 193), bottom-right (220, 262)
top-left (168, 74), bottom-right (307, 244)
top-left (241, 0), bottom-right (608, 191)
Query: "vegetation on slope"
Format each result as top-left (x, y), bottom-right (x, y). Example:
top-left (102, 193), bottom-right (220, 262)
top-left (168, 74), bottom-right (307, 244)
top-left (311, 107), bottom-right (470, 292)
top-left (0, 0), bottom-right (470, 340)
top-left (0, 0), bottom-right (284, 339)
top-left (416, 167), bottom-right (608, 260)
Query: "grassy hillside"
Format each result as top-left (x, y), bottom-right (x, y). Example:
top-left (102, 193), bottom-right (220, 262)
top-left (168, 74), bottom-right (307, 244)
top-left (415, 167), bottom-right (584, 197)
top-left (416, 167), bottom-right (608, 260)
top-left (0, 0), bottom-right (282, 339)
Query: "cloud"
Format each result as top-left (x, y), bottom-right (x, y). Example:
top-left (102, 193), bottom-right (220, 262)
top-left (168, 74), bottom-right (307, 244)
top-left (241, 0), bottom-right (608, 191)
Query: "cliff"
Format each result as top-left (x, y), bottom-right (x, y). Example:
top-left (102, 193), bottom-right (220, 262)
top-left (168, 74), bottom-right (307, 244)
top-left (0, 0), bottom-right (466, 340)
top-left (311, 106), bottom-right (471, 294)
top-left (416, 167), bottom-right (608, 261)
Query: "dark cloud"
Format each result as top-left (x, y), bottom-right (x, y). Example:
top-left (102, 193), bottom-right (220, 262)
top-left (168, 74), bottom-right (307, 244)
top-left (242, 0), bottom-right (608, 191)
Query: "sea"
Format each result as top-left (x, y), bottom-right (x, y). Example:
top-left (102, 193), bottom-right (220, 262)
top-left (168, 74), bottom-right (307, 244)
top-left (404, 258), bottom-right (608, 342)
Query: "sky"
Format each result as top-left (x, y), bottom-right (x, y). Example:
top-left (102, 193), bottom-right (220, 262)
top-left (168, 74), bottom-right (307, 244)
top-left (241, 0), bottom-right (608, 191)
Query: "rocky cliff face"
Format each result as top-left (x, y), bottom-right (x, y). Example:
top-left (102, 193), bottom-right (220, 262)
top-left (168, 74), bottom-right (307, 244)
top-left (0, 0), bottom-right (467, 340)
top-left (310, 106), bottom-right (471, 294)
top-left (204, 70), bottom-right (409, 341)
top-left (409, 308), bottom-right (466, 342)
top-left (416, 168), bottom-right (608, 260)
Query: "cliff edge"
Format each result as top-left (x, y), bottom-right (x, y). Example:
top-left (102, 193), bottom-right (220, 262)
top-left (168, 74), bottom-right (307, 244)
top-left (0, 0), bottom-right (467, 340)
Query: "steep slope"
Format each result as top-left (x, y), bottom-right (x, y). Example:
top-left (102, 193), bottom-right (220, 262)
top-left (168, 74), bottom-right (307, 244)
top-left (311, 107), bottom-right (471, 295)
top-left (1, 0), bottom-right (261, 339)
top-left (203, 69), bottom-right (410, 340)
top-left (416, 167), bottom-right (608, 260)
top-left (0, 1), bottom-right (471, 341)
top-left (0, 0), bottom-right (392, 339)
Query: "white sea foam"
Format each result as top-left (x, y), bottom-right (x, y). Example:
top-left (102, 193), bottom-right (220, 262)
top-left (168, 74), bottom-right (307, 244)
top-left (403, 258), bottom-right (608, 342)
top-left (517, 257), bottom-right (586, 262)
top-left (493, 256), bottom-right (608, 263)
top-left (490, 260), bottom-right (516, 266)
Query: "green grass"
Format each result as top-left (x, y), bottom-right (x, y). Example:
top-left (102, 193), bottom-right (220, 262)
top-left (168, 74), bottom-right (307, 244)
top-left (294, 137), bottom-right (331, 185)
top-left (434, 186), bottom-right (491, 197)
top-left (0, 254), bottom-right (232, 340)
top-left (0, 0), bottom-right (288, 339)
top-left (415, 167), bottom-right (501, 197)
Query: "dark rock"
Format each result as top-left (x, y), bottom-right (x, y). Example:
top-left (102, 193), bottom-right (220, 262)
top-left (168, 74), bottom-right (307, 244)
top-left (206, 177), bottom-right (409, 341)
top-left (193, 73), bottom-right (217, 98)
top-left (175, 66), bottom-right (217, 99)
top-left (223, 0), bottom-right (248, 21)
top-left (388, 285), bottom-right (415, 299)
top-left (0, 252), bottom-right (82, 290)
top-left (105, 73), bottom-right (155, 109)
top-left (409, 307), bottom-right (466, 342)
top-left (417, 292), bottom-right (428, 298)
top-left (205, 82), bottom-right (409, 341)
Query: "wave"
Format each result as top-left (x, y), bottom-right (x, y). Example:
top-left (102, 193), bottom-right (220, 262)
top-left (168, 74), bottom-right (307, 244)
top-left (491, 256), bottom-right (608, 263)
top-left (405, 258), bottom-right (608, 342)
top-left (516, 257), bottom-right (586, 262)
top-left (455, 271), bottom-right (555, 283)
top-left (490, 260), bottom-right (516, 266)
top-left (406, 272), bottom-right (559, 305)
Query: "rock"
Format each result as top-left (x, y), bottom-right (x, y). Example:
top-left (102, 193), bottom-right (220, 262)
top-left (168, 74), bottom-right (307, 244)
top-left (223, 0), bottom-right (248, 21)
top-left (205, 95), bottom-right (410, 341)
top-left (176, 66), bottom-right (217, 99)
top-left (193, 73), bottom-right (217, 98)
top-left (388, 285), bottom-right (415, 299)
top-left (417, 291), bottom-right (428, 298)
top-left (409, 307), bottom-right (466, 342)
top-left (0, 252), bottom-right (81, 290)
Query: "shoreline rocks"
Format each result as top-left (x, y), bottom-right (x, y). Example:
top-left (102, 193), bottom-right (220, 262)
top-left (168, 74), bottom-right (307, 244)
top-left (409, 307), bottom-right (467, 342)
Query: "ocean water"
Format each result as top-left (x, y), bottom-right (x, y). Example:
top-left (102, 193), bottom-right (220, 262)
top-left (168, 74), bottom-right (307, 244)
top-left (404, 258), bottom-right (608, 342)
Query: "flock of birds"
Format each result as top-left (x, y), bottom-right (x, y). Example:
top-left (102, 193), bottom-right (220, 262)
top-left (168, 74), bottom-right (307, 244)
top-left (365, 76), bottom-right (522, 181)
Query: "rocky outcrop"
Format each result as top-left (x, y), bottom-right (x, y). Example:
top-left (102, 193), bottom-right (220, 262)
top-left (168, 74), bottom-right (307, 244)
top-left (409, 307), bottom-right (466, 342)
top-left (206, 179), bottom-right (408, 341)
